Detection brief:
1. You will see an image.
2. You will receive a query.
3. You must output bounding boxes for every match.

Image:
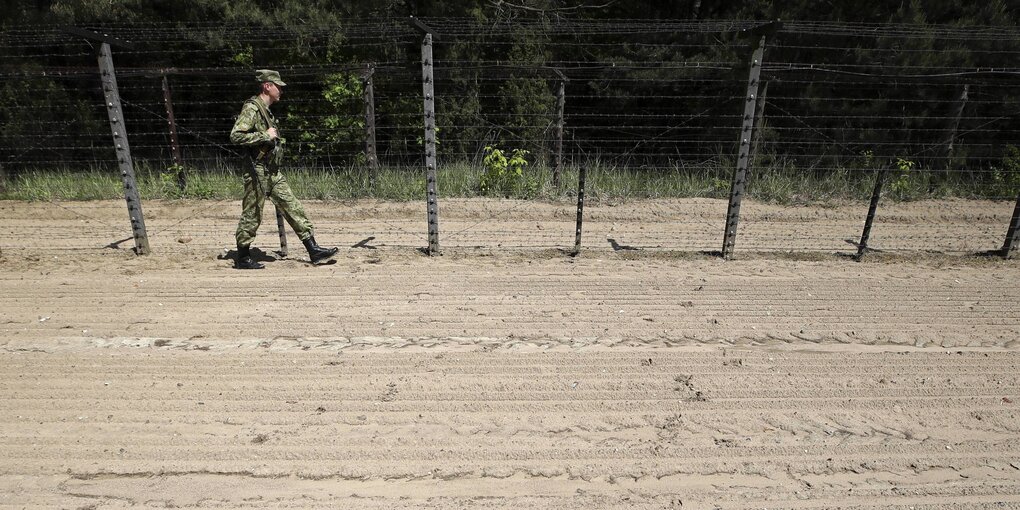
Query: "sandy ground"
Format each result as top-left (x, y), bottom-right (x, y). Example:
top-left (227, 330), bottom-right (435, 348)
top-left (1, 198), bottom-right (1019, 508)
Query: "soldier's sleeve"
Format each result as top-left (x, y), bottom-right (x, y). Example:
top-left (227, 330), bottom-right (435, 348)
top-left (230, 103), bottom-right (271, 146)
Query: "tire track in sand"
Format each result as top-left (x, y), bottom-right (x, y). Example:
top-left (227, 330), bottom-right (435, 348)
top-left (1, 349), bottom-right (1019, 508)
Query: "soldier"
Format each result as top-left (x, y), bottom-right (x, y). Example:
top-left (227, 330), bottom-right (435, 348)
top-left (230, 69), bottom-right (338, 269)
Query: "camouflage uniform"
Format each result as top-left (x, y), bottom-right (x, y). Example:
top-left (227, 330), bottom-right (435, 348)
top-left (231, 95), bottom-right (315, 246)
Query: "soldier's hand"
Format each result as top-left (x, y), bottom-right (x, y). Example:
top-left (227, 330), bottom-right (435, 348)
top-left (267, 127), bottom-right (279, 140)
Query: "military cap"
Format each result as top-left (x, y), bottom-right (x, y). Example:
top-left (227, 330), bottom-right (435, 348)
top-left (255, 69), bottom-right (286, 86)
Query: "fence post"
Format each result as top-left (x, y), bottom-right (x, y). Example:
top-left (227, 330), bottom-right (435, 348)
top-left (66, 28), bottom-right (153, 256)
top-left (572, 166), bottom-right (587, 256)
top-left (750, 79), bottom-right (768, 170)
top-left (161, 73), bottom-right (185, 192)
top-left (362, 63), bottom-right (379, 175)
top-left (941, 83), bottom-right (969, 175)
top-left (856, 167), bottom-right (886, 261)
top-left (1002, 192), bottom-right (1020, 259)
top-left (722, 23), bottom-right (777, 259)
top-left (64, 28), bottom-right (151, 254)
top-left (274, 208), bottom-right (288, 257)
top-left (412, 17), bottom-right (441, 255)
top-left (553, 70), bottom-right (567, 189)
top-left (98, 43), bottom-right (150, 255)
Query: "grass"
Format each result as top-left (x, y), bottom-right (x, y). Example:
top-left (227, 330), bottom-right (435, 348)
top-left (0, 159), bottom-right (1016, 204)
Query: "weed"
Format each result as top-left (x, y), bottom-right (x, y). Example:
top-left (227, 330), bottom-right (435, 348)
top-left (2, 158), bottom-right (1013, 204)
top-left (990, 145), bottom-right (1020, 196)
top-left (479, 146), bottom-right (537, 198)
top-left (889, 157), bottom-right (917, 199)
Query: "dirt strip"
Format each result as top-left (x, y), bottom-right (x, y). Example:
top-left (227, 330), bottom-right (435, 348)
top-left (0, 348), bottom-right (1018, 509)
top-left (1, 198), bottom-right (1018, 508)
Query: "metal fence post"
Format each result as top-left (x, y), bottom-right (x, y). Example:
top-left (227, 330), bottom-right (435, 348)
top-left (412, 17), bottom-right (441, 255)
top-left (161, 73), bottom-right (185, 192)
top-left (722, 23), bottom-right (776, 259)
top-left (572, 166), bottom-right (587, 256)
top-left (1002, 191), bottom-right (1020, 259)
top-left (63, 28), bottom-right (151, 255)
top-left (362, 63), bottom-right (379, 175)
top-left (856, 167), bottom-right (886, 261)
top-left (95, 40), bottom-right (151, 255)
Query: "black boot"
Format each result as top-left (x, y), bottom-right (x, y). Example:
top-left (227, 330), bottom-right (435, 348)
top-left (235, 244), bottom-right (264, 270)
top-left (303, 236), bottom-right (338, 264)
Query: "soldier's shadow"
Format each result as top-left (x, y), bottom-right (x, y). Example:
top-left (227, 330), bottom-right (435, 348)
top-left (218, 247), bottom-right (279, 263)
top-left (218, 247), bottom-right (337, 266)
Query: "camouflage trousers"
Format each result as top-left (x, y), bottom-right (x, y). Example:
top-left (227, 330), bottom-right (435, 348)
top-left (235, 165), bottom-right (314, 247)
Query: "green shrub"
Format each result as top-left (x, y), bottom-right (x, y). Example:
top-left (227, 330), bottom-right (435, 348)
top-left (991, 145), bottom-right (1020, 195)
top-left (158, 165), bottom-right (217, 199)
top-left (478, 146), bottom-right (537, 198)
top-left (889, 157), bottom-right (916, 199)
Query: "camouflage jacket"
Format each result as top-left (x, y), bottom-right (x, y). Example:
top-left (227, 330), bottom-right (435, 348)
top-left (230, 96), bottom-right (284, 167)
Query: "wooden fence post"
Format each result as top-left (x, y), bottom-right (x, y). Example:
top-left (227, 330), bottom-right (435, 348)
top-left (161, 73), bottom-right (185, 192)
top-left (362, 63), bottom-right (379, 175)
top-left (750, 79), bottom-right (768, 170)
top-left (941, 83), bottom-right (969, 175)
top-left (274, 208), bottom-right (288, 257)
top-left (553, 70), bottom-right (567, 189)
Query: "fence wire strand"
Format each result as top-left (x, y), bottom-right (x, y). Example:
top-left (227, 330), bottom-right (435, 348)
top-left (2, 19), bottom-right (1019, 255)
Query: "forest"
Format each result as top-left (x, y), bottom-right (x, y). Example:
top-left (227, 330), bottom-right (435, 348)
top-left (1, 0), bottom-right (1018, 201)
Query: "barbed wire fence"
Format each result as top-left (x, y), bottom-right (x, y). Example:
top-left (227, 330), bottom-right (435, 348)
top-left (0, 19), bottom-right (1018, 258)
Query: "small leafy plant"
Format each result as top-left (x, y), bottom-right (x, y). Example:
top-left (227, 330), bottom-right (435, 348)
top-left (991, 145), bottom-right (1020, 195)
top-left (889, 157), bottom-right (916, 198)
top-left (159, 164), bottom-right (215, 199)
top-left (479, 146), bottom-right (537, 198)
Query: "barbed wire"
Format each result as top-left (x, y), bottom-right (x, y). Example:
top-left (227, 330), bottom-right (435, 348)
top-left (4, 20), bottom-right (1018, 222)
